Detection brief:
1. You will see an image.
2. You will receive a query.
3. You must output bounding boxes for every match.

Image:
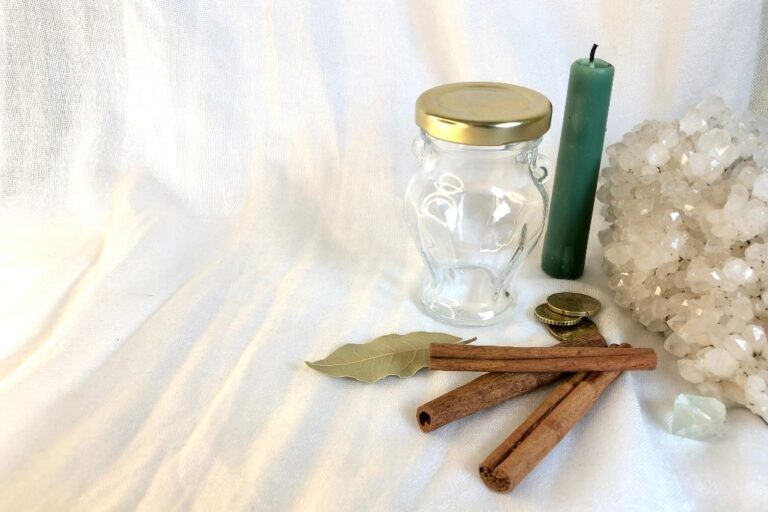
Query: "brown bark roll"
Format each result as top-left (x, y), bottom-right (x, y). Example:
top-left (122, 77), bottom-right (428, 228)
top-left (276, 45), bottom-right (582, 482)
top-left (479, 372), bottom-right (589, 491)
top-left (479, 369), bottom-right (621, 492)
top-left (417, 371), bottom-right (563, 432)
top-left (431, 344), bottom-right (648, 360)
top-left (479, 343), bottom-right (630, 493)
top-left (416, 331), bottom-right (606, 433)
top-left (429, 350), bottom-right (656, 373)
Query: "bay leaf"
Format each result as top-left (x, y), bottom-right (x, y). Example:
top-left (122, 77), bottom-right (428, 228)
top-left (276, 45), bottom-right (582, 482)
top-left (306, 332), bottom-right (474, 383)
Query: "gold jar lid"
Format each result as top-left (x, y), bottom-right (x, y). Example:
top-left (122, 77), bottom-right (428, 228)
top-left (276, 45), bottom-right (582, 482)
top-left (415, 82), bottom-right (552, 146)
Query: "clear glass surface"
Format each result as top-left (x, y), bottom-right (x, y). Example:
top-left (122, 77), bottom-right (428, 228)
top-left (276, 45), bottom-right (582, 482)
top-left (405, 131), bottom-right (550, 326)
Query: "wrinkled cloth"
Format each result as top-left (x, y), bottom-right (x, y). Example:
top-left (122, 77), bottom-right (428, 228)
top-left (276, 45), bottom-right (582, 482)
top-left (1, 1), bottom-right (767, 510)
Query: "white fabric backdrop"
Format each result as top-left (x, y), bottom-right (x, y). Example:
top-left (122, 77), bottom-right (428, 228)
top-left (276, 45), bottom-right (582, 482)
top-left (1, 1), bottom-right (767, 510)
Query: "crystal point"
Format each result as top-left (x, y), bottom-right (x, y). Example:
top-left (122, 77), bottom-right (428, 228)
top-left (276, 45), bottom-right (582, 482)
top-left (671, 394), bottom-right (726, 440)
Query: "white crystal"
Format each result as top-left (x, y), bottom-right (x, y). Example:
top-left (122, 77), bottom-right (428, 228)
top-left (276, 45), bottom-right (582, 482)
top-left (724, 334), bottom-right (752, 360)
top-left (746, 374), bottom-right (766, 392)
top-left (665, 333), bottom-right (689, 357)
top-left (671, 394), bottom-right (726, 440)
top-left (721, 258), bottom-right (754, 284)
top-left (697, 128), bottom-right (738, 167)
top-left (686, 153), bottom-right (710, 178)
top-left (598, 101), bottom-right (768, 422)
top-left (680, 111), bottom-right (708, 135)
top-left (745, 324), bottom-right (767, 352)
top-left (678, 358), bottom-right (705, 384)
top-left (645, 143), bottom-right (670, 167)
top-left (737, 165), bottom-right (759, 187)
top-left (723, 185), bottom-right (749, 211)
top-left (659, 124), bottom-right (680, 147)
top-left (752, 173), bottom-right (768, 202)
top-left (701, 347), bottom-right (739, 379)
top-left (754, 144), bottom-right (768, 168)
top-left (696, 128), bottom-right (728, 155)
top-left (605, 242), bottom-right (632, 266)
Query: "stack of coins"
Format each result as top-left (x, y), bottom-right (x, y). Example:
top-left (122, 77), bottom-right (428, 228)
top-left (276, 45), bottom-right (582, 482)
top-left (533, 292), bottom-right (602, 340)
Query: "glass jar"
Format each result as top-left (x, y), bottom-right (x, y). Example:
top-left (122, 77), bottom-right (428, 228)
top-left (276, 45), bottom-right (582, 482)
top-left (405, 82), bottom-right (552, 326)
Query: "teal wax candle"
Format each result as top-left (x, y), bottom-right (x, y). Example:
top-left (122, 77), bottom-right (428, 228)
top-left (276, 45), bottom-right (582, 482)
top-left (542, 45), bottom-right (614, 279)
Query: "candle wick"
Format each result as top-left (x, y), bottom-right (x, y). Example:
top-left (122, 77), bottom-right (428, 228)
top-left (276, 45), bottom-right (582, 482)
top-left (589, 44), bottom-right (598, 63)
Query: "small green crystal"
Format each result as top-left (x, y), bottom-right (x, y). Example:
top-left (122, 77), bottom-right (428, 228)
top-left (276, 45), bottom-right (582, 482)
top-left (671, 394), bottom-right (726, 440)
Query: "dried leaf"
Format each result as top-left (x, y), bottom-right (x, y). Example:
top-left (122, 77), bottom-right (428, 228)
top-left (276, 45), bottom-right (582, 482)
top-left (306, 332), bottom-right (474, 383)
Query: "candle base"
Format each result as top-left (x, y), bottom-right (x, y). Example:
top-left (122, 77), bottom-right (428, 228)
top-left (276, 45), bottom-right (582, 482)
top-left (541, 246), bottom-right (584, 280)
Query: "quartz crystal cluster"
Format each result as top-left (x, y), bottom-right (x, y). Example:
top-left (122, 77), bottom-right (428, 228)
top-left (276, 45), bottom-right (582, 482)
top-left (597, 97), bottom-right (768, 422)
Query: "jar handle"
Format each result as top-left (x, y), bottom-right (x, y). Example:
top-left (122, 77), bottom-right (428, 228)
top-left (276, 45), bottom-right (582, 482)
top-left (526, 154), bottom-right (551, 262)
top-left (531, 155), bottom-right (551, 184)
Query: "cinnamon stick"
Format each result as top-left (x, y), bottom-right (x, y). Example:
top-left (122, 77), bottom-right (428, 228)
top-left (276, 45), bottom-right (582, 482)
top-left (479, 344), bottom-right (629, 493)
top-left (430, 345), bottom-right (656, 373)
top-left (416, 330), bottom-right (606, 433)
top-left (432, 344), bottom-right (649, 360)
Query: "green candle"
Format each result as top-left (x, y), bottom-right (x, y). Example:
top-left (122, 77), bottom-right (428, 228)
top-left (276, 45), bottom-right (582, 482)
top-left (542, 45), bottom-right (614, 279)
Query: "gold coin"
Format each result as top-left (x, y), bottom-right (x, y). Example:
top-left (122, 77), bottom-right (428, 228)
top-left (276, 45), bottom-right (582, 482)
top-left (547, 317), bottom-right (599, 342)
top-left (534, 303), bottom-right (583, 326)
top-left (546, 292), bottom-right (601, 318)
